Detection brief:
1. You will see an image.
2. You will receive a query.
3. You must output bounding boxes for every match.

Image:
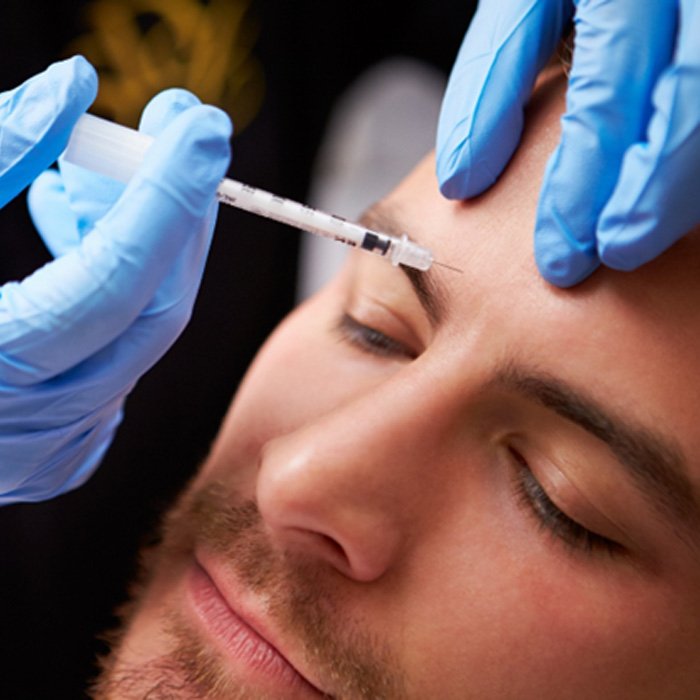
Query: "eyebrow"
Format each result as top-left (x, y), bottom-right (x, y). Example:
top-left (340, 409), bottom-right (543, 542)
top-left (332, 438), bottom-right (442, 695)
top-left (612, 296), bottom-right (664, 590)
top-left (358, 207), bottom-right (448, 326)
top-left (495, 362), bottom-right (700, 542)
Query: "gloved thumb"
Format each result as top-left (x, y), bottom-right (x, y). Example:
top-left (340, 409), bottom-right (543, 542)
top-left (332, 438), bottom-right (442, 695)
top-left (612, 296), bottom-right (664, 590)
top-left (0, 56), bottom-right (97, 209)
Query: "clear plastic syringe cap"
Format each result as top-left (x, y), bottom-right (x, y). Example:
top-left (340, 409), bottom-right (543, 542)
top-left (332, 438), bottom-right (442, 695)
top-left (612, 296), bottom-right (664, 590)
top-left (390, 233), bottom-right (433, 271)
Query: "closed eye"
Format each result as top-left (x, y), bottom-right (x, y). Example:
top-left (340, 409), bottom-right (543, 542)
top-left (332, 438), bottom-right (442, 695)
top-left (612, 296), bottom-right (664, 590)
top-left (336, 313), bottom-right (417, 360)
top-left (508, 447), bottom-right (624, 558)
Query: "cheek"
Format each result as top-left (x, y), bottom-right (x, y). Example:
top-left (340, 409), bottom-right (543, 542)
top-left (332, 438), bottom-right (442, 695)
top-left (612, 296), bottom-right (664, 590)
top-left (391, 454), bottom-right (692, 698)
top-left (507, 570), bottom-right (693, 695)
top-left (407, 516), bottom-right (690, 697)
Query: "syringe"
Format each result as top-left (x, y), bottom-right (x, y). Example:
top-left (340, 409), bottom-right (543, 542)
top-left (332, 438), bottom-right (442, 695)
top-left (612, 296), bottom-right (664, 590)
top-left (62, 114), bottom-right (440, 272)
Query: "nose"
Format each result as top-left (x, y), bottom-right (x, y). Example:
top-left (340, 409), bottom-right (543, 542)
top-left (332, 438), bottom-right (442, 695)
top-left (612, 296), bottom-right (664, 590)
top-left (255, 374), bottom-right (443, 582)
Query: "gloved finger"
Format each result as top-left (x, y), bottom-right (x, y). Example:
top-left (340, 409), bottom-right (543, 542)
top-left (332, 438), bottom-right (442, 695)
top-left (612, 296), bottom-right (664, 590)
top-left (129, 89), bottom-right (222, 321)
top-left (0, 390), bottom-right (123, 503)
top-left (597, 0), bottom-right (700, 270)
top-left (436, 0), bottom-right (570, 199)
top-left (138, 87), bottom-right (202, 136)
top-left (51, 165), bottom-right (125, 239)
top-left (0, 56), bottom-right (97, 209)
top-left (53, 88), bottom-right (202, 237)
top-left (534, 0), bottom-right (677, 286)
top-left (0, 103), bottom-right (232, 385)
top-left (27, 169), bottom-right (81, 257)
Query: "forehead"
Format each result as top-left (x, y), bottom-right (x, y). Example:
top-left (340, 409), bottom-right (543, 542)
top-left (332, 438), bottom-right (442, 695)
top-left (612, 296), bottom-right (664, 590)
top-left (375, 73), bottom-right (700, 488)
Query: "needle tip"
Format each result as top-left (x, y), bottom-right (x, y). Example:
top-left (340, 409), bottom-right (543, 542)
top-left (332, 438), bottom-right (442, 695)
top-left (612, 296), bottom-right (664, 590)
top-left (433, 260), bottom-right (464, 273)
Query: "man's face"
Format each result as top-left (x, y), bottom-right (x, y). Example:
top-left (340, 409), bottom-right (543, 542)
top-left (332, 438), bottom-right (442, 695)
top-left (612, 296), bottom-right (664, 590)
top-left (94, 72), bottom-right (700, 699)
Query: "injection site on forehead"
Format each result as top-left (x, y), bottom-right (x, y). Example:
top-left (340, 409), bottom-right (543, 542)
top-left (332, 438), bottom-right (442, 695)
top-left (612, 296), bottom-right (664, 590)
top-left (358, 206), bottom-right (450, 326)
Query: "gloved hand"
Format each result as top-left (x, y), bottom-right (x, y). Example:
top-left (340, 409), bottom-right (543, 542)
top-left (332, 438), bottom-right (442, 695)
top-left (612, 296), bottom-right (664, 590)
top-left (436, 0), bottom-right (700, 286)
top-left (0, 56), bottom-right (231, 504)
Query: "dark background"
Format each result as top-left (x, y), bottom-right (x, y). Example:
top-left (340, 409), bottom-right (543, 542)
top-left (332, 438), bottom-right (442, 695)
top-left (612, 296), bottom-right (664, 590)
top-left (0, 1), bottom-right (475, 696)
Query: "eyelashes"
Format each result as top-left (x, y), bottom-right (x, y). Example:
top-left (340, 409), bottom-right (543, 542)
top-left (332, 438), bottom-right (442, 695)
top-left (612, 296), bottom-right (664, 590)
top-left (336, 313), bottom-right (417, 360)
top-left (509, 447), bottom-right (623, 557)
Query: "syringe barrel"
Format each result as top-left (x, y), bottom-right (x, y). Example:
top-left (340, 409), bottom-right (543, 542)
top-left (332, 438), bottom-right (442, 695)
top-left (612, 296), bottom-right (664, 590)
top-left (216, 178), bottom-right (366, 246)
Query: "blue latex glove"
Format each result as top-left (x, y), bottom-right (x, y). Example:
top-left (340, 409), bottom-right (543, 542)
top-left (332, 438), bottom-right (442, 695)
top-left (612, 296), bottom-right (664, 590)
top-left (0, 57), bottom-right (231, 504)
top-left (436, 0), bottom-right (700, 286)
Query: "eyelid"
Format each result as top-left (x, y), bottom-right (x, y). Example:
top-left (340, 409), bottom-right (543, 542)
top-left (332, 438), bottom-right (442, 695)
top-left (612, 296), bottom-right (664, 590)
top-left (503, 426), bottom-right (643, 553)
top-left (344, 292), bottom-right (425, 356)
top-left (337, 313), bottom-right (417, 360)
top-left (349, 257), bottom-right (435, 345)
top-left (507, 445), bottom-right (626, 557)
top-left (523, 445), bottom-right (642, 552)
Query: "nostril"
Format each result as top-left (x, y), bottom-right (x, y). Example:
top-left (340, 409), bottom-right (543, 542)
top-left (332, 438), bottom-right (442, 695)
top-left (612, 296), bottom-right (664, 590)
top-left (320, 533), bottom-right (348, 564)
top-left (316, 532), bottom-right (337, 551)
top-left (289, 529), bottom-right (351, 574)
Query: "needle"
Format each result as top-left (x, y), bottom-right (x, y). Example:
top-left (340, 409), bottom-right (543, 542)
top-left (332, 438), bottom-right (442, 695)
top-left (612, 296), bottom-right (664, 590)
top-left (433, 261), bottom-right (464, 273)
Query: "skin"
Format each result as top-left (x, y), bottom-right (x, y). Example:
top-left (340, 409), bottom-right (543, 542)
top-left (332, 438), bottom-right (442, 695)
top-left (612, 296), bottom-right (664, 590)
top-left (93, 69), bottom-right (700, 699)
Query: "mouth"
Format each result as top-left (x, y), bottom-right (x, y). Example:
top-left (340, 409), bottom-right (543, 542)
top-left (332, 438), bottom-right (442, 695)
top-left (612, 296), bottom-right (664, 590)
top-left (186, 555), bottom-right (330, 698)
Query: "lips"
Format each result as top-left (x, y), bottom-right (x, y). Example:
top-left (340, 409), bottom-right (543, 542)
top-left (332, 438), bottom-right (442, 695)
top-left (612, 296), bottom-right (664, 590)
top-left (186, 556), bottom-right (328, 697)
